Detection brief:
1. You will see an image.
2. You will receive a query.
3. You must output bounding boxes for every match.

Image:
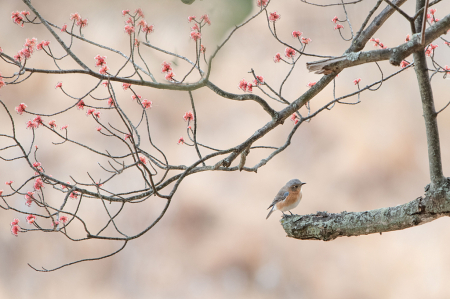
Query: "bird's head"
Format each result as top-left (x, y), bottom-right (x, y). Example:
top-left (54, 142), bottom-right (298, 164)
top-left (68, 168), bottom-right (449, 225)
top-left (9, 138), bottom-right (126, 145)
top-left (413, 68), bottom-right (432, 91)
top-left (287, 179), bottom-right (306, 192)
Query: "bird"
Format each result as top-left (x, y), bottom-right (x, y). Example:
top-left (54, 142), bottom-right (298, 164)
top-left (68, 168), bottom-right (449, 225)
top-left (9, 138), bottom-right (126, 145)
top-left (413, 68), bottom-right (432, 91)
top-left (266, 179), bottom-right (306, 219)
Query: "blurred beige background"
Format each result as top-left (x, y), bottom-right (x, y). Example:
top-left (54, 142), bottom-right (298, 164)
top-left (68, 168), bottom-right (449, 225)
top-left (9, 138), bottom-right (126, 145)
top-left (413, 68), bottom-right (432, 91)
top-left (1, 0), bottom-right (450, 298)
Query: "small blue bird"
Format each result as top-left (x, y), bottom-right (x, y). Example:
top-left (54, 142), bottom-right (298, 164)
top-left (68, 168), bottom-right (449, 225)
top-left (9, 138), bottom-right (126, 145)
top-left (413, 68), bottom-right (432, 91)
top-left (266, 179), bottom-right (306, 219)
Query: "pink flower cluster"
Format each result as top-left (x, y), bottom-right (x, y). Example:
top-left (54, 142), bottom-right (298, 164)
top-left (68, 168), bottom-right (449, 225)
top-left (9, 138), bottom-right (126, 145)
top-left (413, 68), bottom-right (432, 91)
top-left (11, 11), bottom-right (29, 27)
top-left (11, 219), bottom-right (20, 236)
top-left (0, 72), bottom-right (4, 89)
top-left (370, 38), bottom-right (386, 49)
top-left (14, 38), bottom-right (37, 62)
top-left (94, 54), bottom-right (109, 75)
top-left (269, 12), bottom-right (281, 22)
top-left (87, 108), bottom-right (101, 118)
top-left (425, 44), bottom-right (438, 57)
top-left (138, 20), bottom-right (154, 35)
top-left (238, 76), bottom-right (264, 93)
top-left (290, 113), bottom-right (300, 125)
top-left (36, 40), bottom-right (50, 51)
top-left (257, 0), bottom-right (268, 7)
top-left (161, 61), bottom-right (175, 82)
top-left (26, 115), bottom-right (44, 130)
top-left (183, 111), bottom-right (194, 122)
top-left (70, 12), bottom-right (88, 27)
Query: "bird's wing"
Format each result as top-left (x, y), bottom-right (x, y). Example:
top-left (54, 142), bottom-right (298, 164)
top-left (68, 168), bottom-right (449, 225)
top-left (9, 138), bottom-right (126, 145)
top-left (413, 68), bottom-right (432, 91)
top-left (267, 191), bottom-right (289, 209)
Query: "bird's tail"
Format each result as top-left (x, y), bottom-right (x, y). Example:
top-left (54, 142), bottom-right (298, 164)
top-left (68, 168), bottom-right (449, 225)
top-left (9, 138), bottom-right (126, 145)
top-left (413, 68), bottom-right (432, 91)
top-left (266, 207), bottom-right (274, 220)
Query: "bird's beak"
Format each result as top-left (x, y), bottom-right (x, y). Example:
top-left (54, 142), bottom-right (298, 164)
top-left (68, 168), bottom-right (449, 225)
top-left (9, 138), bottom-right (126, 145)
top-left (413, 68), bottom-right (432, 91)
top-left (301, 182), bottom-right (306, 185)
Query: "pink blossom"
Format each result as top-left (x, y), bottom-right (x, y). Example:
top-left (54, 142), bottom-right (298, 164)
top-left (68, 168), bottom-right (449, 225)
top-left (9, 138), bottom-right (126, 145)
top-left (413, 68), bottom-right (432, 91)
top-left (445, 66), bottom-right (450, 73)
top-left (86, 108), bottom-right (96, 116)
top-left (429, 8), bottom-right (436, 15)
top-left (165, 72), bottom-right (175, 81)
top-left (353, 78), bottom-right (361, 85)
top-left (70, 13), bottom-right (81, 21)
top-left (257, 0), bottom-right (268, 7)
top-left (99, 65), bottom-right (109, 75)
top-left (246, 83), bottom-right (253, 93)
top-left (307, 82), bottom-right (316, 88)
top-left (34, 178), bottom-right (44, 190)
top-left (238, 79), bottom-right (248, 92)
top-left (21, 11), bottom-right (30, 16)
top-left (135, 38), bottom-right (140, 47)
top-left (334, 24), bottom-right (344, 30)
top-left (139, 156), bottom-right (147, 164)
top-left (60, 215), bottom-right (68, 224)
top-left (70, 191), bottom-right (79, 199)
top-left (11, 11), bottom-right (24, 27)
top-left (370, 38), bottom-right (386, 49)
top-left (122, 10), bottom-right (130, 16)
top-left (36, 40), bottom-right (50, 50)
top-left (94, 55), bottom-right (107, 67)
top-left (135, 8), bottom-right (144, 18)
top-left (108, 98), bottom-right (115, 107)
top-left (33, 162), bottom-right (41, 168)
top-left (26, 214), bottom-right (36, 224)
top-left (125, 17), bottom-right (133, 24)
top-left (25, 191), bottom-right (34, 206)
top-left (77, 99), bottom-right (85, 110)
top-left (301, 37), bottom-right (312, 44)
top-left (332, 16), bottom-right (339, 23)
top-left (26, 120), bottom-right (38, 129)
top-left (138, 20), bottom-right (147, 27)
top-left (61, 125), bottom-right (68, 130)
top-left (61, 24), bottom-right (68, 32)
top-left (183, 111), bottom-right (194, 122)
top-left (15, 103), bottom-right (27, 115)
top-left (93, 111), bottom-right (101, 118)
top-left (253, 76), bottom-right (264, 85)
top-left (131, 95), bottom-right (142, 101)
top-left (142, 24), bottom-right (154, 34)
top-left (290, 113), bottom-right (299, 124)
top-left (161, 61), bottom-right (172, 73)
top-left (425, 44), bottom-right (438, 57)
top-left (124, 25), bottom-right (135, 35)
top-left (178, 137), bottom-right (185, 145)
top-left (76, 18), bottom-right (88, 27)
top-left (285, 47), bottom-right (296, 58)
top-left (11, 218), bottom-right (19, 226)
top-left (11, 225), bottom-right (19, 237)
top-left (0, 79), bottom-right (4, 89)
top-left (51, 221), bottom-right (60, 227)
top-left (124, 133), bottom-right (132, 140)
top-left (48, 120), bottom-right (57, 128)
top-left (102, 81), bottom-right (109, 87)
top-left (33, 116), bottom-right (43, 127)
top-left (273, 53), bottom-right (281, 63)
top-left (190, 31), bottom-right (202, 41)
top-left (141, 99), bottom-right (152, 109)
top-left (292, 31), bottom-right (302, 38)
top-left (96, 127), bottom-right (102, 131)
top-left (200, 45), bottom-right (206, 53)
top-left (201, 14), bottom-right (211, 25)
top-left (188, 16), bottom-right (196, 22)
top-left (55, 82), bottom-right (62, 88)
top-left (405, 35), bottom-right (410, 42)
top-left (5, 181), bottom-right (13, 186)
top-left (122, 83), bottom-right (131, 90)
top-left (0, 190), bottom-right (3, 196)
top-left (191, 23), bottom-right (200, 31)
top-left (269, 12), bottom-right (281, 22)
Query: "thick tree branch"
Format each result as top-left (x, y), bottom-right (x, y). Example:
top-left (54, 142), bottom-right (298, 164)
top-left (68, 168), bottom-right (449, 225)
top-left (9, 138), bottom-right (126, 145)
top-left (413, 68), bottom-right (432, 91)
top-left (414, 0), bottom-right (445, 188)
top-left (307, 13), bottom-right (450, 73)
